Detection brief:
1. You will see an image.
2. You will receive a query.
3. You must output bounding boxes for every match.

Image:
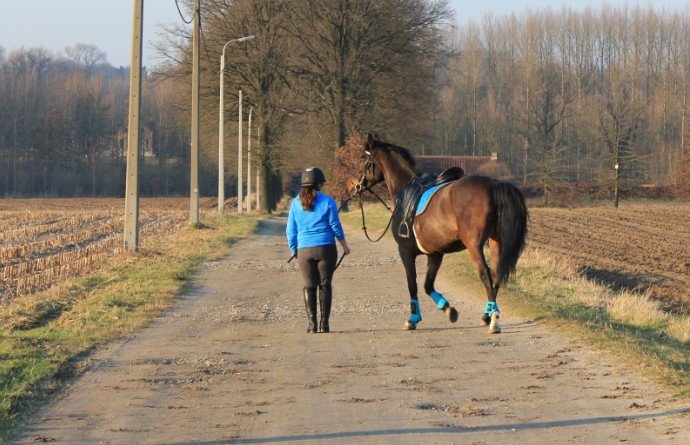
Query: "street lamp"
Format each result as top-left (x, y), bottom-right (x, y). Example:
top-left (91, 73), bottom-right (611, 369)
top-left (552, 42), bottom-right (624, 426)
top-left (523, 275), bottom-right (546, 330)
top-left (218, 35), bottom-right (254, 214)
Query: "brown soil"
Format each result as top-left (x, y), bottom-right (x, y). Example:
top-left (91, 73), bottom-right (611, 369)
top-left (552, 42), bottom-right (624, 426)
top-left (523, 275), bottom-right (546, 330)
top-left (529, 204), bottom-right (690, 312)
top-left (16, 215), bottom-right (689, 444)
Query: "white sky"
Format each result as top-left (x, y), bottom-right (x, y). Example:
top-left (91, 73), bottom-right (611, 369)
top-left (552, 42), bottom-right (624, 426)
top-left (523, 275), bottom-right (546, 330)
top-left (0, 0), bottom-right (687, 68)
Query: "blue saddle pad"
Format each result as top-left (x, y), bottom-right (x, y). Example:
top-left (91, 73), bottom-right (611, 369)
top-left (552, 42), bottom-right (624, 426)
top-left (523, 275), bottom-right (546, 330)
top-left (415, 182), bottom-right (451, 215)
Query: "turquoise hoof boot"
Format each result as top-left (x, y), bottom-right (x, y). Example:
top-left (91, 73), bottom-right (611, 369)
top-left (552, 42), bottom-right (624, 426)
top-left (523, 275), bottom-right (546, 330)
top-left (483, 301), bottom-right (499, 317)
top-left (482, 301), bottom-right (499, 326)
top-left (407, 299), bottom-right (422, 329)
top-left (429, 290), bottom-right (448, 309)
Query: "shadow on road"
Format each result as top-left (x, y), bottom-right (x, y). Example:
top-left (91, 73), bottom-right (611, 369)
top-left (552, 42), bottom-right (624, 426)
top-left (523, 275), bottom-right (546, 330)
top-left (164, 407), bottom-right (690, 444)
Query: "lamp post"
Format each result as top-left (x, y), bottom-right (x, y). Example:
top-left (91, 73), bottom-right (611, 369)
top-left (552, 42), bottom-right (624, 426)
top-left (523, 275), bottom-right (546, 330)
top-left (218, 35), bottom-right (254, 214)
top-left (238, 89), bottom-right (243, 213)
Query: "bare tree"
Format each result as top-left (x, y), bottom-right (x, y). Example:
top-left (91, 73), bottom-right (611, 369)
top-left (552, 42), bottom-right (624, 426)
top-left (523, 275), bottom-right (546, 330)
top-left (65, 43), bottom-right (106, 67)
top-left (288, 0), bottom-right (452, 148)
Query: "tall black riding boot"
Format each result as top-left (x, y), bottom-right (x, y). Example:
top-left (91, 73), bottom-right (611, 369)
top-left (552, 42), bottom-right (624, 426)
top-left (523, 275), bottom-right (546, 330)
top-left (303, 287), bottom-right (318, 333)
top-left (318, 285), bottom-right (332, 333)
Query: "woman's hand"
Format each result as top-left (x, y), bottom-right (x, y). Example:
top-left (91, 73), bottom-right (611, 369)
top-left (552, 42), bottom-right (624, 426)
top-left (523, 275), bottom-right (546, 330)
top-left (340, 239), bottom-right (351, 255)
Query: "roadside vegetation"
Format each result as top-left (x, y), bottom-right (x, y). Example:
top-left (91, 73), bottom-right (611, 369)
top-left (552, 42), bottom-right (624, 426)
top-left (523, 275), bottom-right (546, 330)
top-left (0, 213), bottom-right (264, 440)
top-left (341, 204), bottom-right (690, 399)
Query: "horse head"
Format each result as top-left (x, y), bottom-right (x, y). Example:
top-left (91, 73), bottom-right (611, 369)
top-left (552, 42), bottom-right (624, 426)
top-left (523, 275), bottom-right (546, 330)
top-left (359, 133), bottom-right (420, 197)
top-left (359, 133), bottom-right (385, 191)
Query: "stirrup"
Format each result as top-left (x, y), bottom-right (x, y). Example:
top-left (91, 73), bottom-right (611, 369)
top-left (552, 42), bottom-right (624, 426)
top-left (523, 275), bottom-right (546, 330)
top-left (398, 221), bottom-right (410, 238)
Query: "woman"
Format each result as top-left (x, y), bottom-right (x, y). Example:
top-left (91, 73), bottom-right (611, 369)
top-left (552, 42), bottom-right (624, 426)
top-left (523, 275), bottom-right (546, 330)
top-left (286, 167), bottom-right (350, 333)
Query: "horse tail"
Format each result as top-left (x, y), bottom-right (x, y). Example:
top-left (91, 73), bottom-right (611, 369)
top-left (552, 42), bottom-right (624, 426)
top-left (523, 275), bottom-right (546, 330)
top-left (492, 182), bottom-right (529, 284)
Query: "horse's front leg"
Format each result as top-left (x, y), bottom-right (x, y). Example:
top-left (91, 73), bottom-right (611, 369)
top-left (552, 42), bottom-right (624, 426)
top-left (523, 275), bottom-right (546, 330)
top-left (399, 246), bottom-right (420, 330)
top-left (424, 254), bottom-right (458, 323)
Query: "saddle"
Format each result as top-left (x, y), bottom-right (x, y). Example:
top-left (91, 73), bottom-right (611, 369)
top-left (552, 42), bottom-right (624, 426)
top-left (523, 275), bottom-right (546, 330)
top-left (395, 167), bottom-right (464, 239)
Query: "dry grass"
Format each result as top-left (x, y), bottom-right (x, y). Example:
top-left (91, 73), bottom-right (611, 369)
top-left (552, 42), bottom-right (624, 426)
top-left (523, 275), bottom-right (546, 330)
top-left (451, 246), bottom-right (690, 398)
top-left (518, 248), bottom-right (687, 344)
top-left (343, 203), bottom-right (690, 399)
top-left (668, 317), bottom-right (690, 343)
top-left (0, 211), bottom-right (264, 440)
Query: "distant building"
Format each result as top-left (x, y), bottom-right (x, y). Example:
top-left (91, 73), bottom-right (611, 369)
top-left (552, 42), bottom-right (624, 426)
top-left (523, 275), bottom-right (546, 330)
top-left (114, 127), bottom-right (155, 157)
top-left (417, 153), bottom-right (498, 175)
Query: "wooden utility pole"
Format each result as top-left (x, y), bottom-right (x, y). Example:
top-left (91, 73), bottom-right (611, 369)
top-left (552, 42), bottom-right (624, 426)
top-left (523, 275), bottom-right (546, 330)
top-left (256, 125), bottom-right (261, 212)
top-left (124, 0), bottom-right (143, 252)
top-left (247, 107), bottom-right (252, 212)
top-left (189, 0), bottom-right (201, 225)
top-left (237, 89), bottom-right (243, 213)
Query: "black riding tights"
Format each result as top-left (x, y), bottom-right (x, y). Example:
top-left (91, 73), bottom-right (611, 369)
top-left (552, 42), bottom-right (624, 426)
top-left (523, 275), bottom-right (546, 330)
top-left (297, 244), bottom-right (337, 288)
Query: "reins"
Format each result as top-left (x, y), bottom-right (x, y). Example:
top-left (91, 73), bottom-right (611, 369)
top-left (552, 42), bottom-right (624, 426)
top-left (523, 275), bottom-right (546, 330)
top-left (358, 187), bottom-right (395, 243)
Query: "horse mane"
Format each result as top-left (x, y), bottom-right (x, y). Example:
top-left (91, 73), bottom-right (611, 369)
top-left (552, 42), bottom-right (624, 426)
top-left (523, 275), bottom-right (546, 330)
top-left (376, 139), bottom-right (421, 175)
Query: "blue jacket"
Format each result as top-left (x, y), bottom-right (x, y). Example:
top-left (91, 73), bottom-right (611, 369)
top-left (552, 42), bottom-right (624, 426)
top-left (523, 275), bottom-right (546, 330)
top-left (286, 192), bottom-right (345, 255)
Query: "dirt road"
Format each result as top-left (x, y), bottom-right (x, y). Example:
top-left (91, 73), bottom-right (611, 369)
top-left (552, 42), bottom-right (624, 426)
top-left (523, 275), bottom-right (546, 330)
top-left (17, 216), bottom-right (689, 444)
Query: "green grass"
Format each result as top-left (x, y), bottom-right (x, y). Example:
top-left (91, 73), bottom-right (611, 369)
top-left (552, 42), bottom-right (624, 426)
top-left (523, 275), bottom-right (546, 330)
top-left (0, 213), bottom-right (264, 440)
top-left (343, 203), bottom-right (690, 399)
top-left (339, 201), bottom-right (394, 235)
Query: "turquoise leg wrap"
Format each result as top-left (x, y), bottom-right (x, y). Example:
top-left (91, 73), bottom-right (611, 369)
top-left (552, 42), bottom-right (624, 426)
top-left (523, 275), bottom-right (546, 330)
top-left (429, 290), bottom-right (448, 309)
top-left (410, 299), bottom-right (422, 323)
top-left (483, 301), bottom-right (499, 316)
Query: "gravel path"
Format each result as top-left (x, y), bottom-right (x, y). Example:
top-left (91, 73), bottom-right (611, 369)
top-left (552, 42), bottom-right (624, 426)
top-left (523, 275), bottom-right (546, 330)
top-left (17, 216), bottom-right (689, 444)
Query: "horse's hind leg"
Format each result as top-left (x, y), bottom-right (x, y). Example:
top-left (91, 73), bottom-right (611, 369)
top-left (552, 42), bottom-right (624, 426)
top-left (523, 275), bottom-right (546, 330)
top-left (488, 238), bottom-right (502, 297)
top-left (468, 241), bottom-right (500, 334)
top-left (486, 239), bottom-right (504, 333)
top-left (399, 246), bottom-right (421, 331)
top-left (424, 254), bottom-right (458, 323)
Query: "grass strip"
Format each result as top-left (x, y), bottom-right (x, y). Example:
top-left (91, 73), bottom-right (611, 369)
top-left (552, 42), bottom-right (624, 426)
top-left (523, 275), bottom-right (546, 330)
top-left (342, 204), bottom-right (690, 400)
top-left (0, 213), bottom-right (264, 440)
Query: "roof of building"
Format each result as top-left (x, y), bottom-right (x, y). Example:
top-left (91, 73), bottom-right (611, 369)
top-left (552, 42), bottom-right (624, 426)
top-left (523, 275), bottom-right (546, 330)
top-left (416, 155), bottom-right (497, 175)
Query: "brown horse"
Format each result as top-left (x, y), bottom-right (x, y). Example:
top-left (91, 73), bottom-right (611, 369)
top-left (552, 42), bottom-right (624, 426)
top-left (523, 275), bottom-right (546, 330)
top-left (358, 134), bottom-right (528, 333)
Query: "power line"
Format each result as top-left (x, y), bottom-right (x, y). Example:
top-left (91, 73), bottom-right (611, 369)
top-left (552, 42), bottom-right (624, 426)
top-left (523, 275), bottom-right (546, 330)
top-left (175, 0), bottom-right (195, 24)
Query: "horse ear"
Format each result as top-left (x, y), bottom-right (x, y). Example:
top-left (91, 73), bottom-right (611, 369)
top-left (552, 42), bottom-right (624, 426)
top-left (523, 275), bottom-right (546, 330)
top-left (366, 133), bottom-right (375, 151)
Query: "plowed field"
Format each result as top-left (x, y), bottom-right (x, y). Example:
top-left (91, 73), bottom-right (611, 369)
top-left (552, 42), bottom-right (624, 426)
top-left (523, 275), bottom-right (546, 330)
top-left (528, 204), bottom-right (690, 312)
top-left (0, 198), bottom-right (215, 303)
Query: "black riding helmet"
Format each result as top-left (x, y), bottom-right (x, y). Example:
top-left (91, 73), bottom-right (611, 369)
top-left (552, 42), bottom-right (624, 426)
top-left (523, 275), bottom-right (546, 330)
top-left (301, 167), bottom-right (326, 186)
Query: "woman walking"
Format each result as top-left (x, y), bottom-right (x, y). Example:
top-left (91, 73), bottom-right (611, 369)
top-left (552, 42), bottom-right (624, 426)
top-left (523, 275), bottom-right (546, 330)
top-left (286, 167), bottom-right (350, 333)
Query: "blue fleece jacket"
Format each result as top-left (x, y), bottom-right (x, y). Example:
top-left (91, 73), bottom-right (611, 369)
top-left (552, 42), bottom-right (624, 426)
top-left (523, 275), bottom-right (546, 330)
top-left (286, 192), bottom-right (345, 255)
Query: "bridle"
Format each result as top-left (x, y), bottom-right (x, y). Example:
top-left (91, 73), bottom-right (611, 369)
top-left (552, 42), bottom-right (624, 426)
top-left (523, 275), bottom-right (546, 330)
top-left (339, 144), bottom-right (396, 243)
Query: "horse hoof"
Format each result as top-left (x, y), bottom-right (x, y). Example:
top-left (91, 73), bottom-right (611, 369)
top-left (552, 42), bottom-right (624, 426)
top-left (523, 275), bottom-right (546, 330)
top-left (488, 312), bottom-right (501, 334)
top-left (445, 306), bottom-right (458, 323)
top-left (481, 314), bottom-right (490, 326)
top-left (404, 321), bottom-right (417, 331)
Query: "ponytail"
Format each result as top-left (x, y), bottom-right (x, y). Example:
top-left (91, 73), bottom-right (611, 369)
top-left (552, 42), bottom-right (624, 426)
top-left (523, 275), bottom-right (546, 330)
top-left (300, 186), bottom-right (318, 211)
